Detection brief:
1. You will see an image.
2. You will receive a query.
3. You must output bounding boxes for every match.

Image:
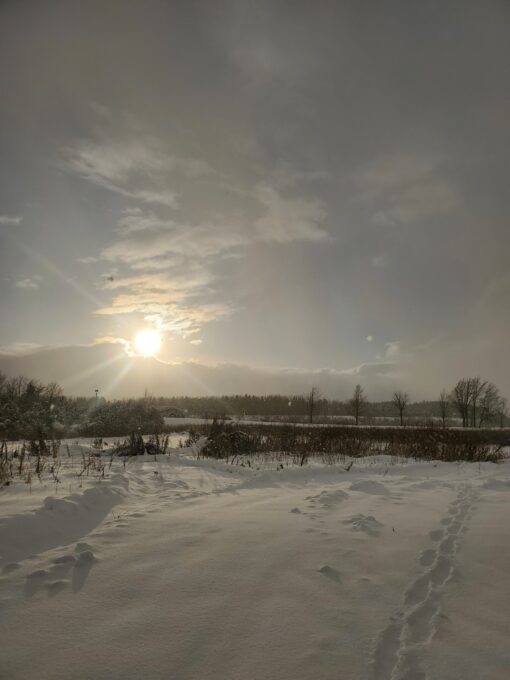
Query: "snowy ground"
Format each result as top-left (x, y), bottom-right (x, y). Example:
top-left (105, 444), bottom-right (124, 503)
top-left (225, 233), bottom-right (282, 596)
top-left (1, 445), bottom-right (509, 680)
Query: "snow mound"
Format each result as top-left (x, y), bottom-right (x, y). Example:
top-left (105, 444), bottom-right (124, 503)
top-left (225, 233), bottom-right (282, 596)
top-left (0, 473), bottom-right (127, 566)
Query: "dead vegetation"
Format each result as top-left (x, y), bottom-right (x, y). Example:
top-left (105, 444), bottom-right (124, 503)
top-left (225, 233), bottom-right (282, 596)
top-left (113, 432), bottom-right (170, 456)
top-left (1, 420), bottom-right (507, 490)
top-left (0, 431), bottom-right (170, 489)
top-left (194, 419), bottom-right (508, 465)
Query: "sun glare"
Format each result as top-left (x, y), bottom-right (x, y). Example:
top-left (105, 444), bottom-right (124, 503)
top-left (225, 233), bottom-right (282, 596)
top-left (134, 329), bottom-right (162, 357)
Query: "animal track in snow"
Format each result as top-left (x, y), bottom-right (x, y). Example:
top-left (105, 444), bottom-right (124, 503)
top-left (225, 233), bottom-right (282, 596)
top-left (371, 484), bottom-right (477, 680)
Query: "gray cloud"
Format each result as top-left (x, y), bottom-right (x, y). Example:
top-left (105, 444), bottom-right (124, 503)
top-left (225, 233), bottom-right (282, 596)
top-left (63, 137), bottom-right (213, 184)
top-left (14, 277), bottom-right (40, 290)
top-left (1, 0), bottom-right (509, 397)
top-left (95, 267), bottom-right (230, 337)
top-left (86, 161), bottom-right (329, 336)
top-left (356, 152), bottom-right (459, 226)
top-left (254, 183), bottom-right (327, 243)
top-left (0, 215), bottom-right (22, 225)
top-left (60, 137), bottom-right (198, 207)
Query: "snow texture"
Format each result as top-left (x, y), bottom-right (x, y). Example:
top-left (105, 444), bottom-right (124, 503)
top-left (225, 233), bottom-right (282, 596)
top-left (0, 446), bottom-right (509, 679)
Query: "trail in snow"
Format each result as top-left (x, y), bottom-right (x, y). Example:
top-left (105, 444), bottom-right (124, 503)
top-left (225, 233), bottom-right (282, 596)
top-left (372, 484), bottom-right (478, 680)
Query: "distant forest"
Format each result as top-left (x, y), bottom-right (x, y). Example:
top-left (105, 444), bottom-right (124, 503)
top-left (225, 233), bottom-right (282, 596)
top-left (151, 394), bottom-right (447, 419)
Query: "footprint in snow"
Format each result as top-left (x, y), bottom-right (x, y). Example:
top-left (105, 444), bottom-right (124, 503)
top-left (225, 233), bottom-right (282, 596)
top-left (419, 549), bottom-right (436, 567)
top-left (72, 550), bottom-right (97, 593)
top-left (24, 570), bottom-right (48, 597)
top-left (344, 514), bottom-right (383, 536)
top-left (49, 555), bottom-right (76, 578)
top-left (349, 480), bottom-right (389, 496)
top-left (318, 565), bottom-right (342, 583)
top-left (45, 580), bottom-right (67, 597)
top-left (75, 550), bottom-right (96, 566)
top-left (305, 489), bottom-right (349, 509)
top-left (27, 569), bottom-right (48, 580)
top-left (52, 555), bottom-right (76, 565)
top-left (75, 542), bottom-right (93, 553)
top-left (429, 529), bottom-right (444, 542)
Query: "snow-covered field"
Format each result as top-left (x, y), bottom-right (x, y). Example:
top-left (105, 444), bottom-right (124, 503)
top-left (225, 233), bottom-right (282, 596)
top-left (1, 444), bottom-right (509, 680)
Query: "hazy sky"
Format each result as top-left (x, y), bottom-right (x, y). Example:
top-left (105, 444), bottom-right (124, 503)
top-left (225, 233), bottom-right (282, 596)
top-left (1, 0), bottom-right (509, 397)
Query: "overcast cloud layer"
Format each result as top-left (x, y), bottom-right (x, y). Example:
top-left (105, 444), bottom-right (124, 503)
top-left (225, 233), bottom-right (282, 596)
top-left (0, 0), bottom-right (509, 398)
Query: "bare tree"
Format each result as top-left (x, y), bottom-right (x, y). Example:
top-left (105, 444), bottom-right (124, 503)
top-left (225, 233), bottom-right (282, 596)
top-left (469, 377), bottom-right (487, 428)
top-left (392, 391), bottom-right (409, 426)
top-left (307, 387), bottom-right (321, 424)
top-left (438, 389), bottom-right (449, 429)
top-left (451, 377), bottom-right (505, 428)
top-left (497, 397), bottom-right (508, 428)
top-left (478, 382), bottom-right (502, 428)
top-left (451, 378), bottom-right (472, 427)
top-left (44, 382), bottom-right (63, 402)
top-left (4, 376), bottom-right (28, 400)
top-left (348, 384), bottom-right (367, 425)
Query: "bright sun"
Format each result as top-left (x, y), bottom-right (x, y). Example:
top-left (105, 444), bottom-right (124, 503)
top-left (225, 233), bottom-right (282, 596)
top-left (134, 329), bottom-right (162, 357)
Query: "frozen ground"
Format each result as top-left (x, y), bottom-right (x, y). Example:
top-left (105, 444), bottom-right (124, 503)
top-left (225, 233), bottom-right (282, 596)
top-left (0, 445), bottom-right (509, 680)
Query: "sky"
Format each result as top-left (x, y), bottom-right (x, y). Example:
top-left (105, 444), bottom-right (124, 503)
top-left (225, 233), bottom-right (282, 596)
top-left (0, 0), bottom-right (509, 398)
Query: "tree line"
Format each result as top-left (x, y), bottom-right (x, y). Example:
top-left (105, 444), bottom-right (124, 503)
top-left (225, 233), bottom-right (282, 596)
top-left (0, 370), bottom-right (508, 440)
top-left (340, 377), bottom-right (507, 428)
